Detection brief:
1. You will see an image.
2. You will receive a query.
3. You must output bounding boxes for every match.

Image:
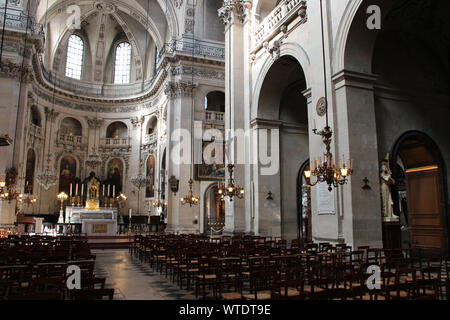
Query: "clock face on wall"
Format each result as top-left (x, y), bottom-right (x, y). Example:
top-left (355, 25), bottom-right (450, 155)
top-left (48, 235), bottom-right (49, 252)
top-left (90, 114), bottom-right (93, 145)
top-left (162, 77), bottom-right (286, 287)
top-left (316, 97), bottom-right (327, 117)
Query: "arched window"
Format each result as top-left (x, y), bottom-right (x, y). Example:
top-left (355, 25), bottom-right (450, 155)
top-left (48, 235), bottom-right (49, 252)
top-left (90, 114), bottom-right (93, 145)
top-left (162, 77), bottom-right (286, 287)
top-left (114, 42), bottom-right (132, 84)
top-left (65, 35), bottom-right (84, 80)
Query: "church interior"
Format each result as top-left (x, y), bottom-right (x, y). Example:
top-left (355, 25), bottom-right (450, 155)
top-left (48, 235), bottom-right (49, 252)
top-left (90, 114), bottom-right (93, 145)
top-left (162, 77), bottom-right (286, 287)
top-left (0, 0), bottom-right (449, 301)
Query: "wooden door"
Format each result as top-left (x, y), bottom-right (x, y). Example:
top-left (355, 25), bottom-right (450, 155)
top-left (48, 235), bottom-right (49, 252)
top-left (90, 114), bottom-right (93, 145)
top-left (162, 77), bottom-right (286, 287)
top-left (406, 169), bottom-right (444, 253)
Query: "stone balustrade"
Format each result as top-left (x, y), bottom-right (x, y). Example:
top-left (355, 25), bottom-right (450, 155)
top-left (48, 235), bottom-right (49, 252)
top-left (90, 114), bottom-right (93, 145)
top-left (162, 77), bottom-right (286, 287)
top-left (254, 0), bottom-right (307, 48)
top-left (205, 111), bottom-right (225, 123)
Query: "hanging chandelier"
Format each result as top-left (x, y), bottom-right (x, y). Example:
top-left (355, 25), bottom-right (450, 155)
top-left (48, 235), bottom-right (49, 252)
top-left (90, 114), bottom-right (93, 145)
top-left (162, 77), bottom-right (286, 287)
top-left (18, 184), bottom-right (37, 206)
top-left (217, 164), bottom-right (244, 201)
top-left (305, 126), bottom-right (353, 192)
top-left (152, 188), bottom-right (167, 208)
top-left (0, 168), bottom-right (22, 203)
top-left (131, 171), bottom-right (150, 190)
top-left (180, 179), bottom-right (199, 207)
top-left (36, 154), bottom-right (58, 191)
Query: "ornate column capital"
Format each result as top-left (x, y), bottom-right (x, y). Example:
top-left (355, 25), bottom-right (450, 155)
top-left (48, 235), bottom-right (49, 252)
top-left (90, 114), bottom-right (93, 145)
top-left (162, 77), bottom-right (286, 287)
top-left (86, 117), bottom-right (104, 128)
top-left (164, 80), bottom-right (196, 99)
top-left (218, 0), bottom-right (251, 27)
top-left (131, 116), bottom-right (145, 128)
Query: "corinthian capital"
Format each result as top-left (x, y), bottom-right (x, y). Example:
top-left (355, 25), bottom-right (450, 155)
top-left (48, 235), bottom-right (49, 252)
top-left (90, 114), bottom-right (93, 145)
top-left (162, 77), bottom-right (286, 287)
top-left (218, 0), bottom-right (251, 26)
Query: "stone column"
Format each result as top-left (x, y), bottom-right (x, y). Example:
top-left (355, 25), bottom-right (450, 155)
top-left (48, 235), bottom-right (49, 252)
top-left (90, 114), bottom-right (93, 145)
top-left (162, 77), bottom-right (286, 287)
top-left (164, 81), bottom-right (200, 234)
top-left (332, 70), bottom-right (383, 249)
top-left (219, 0), bottom-right (251, 235)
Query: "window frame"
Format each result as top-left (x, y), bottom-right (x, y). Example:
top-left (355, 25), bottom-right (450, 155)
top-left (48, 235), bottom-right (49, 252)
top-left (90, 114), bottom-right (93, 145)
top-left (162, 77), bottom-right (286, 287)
top-left (113, 42), bottom-right (132, 84)
top-left (65, 34), bottom-right (85, 80)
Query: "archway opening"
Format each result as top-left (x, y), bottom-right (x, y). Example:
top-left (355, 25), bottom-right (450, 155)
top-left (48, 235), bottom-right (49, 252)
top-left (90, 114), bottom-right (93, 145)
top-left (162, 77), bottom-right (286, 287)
top-left (204, 184), bottom-right (226, 236)
top-left (391, 132), bottom-right (448, 256)
top-left (106, 121), bottom-right (128, 139)
top-left (256, 55), bottom-right (308, 241)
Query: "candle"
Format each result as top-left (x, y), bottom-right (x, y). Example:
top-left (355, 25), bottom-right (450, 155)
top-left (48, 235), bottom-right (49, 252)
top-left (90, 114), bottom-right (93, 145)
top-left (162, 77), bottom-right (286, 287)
top-left (108, 185), bottom-right (110, 197)
top-left (113, 185), bottom-right (115, 198)
top-left (70, 184), bottom-right (72, 197)
top-left (81, 184), bottom-right (84, 196)
top-left (129, 209), bottom-right (132, 218)
top-left (103, 185), bottom-right (105, 197)
top-left (75, 184), bottom-right (78, 196)
top-left (313, 119), bottom-right (316, 130)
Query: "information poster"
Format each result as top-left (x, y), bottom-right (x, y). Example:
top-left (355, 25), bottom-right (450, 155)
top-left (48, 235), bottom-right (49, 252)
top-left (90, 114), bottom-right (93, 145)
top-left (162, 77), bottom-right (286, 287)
top-left (317, 182), bottom-right (336, 215)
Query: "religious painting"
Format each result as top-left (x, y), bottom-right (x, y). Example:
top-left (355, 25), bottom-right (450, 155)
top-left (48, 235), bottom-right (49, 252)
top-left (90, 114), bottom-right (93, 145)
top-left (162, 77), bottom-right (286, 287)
top-left (59, 156), bottom-right (77, 194)
top-left (146, 155), bottom-right (155, 198)
top-left (24, 149), bottom-right (36, 194)
top-left (107, 158), bottom-right (123, 195)
top-left (195, 141), bottom-right (225, 181)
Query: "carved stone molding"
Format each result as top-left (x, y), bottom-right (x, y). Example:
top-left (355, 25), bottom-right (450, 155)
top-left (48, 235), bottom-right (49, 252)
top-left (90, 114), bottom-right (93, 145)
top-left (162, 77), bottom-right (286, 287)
top-left (164, 80), bottom-right (196, 99)
top-left (218, 0), bottom-right (249, 26)
top-left (131, 116), bottom-right (145, 128)
top-left (44, 107), bottom-right (59, 122)
top-left (86, 117), bottom-right (105, 129)
top-left (170, 65), bottom-right (225, 81)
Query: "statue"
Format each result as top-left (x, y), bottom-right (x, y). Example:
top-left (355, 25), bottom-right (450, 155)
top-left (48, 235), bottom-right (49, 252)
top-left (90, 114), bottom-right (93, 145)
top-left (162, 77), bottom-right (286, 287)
top-left (380, 153), bottom-right (397, 221)
top-left (85, 172), bottom-right (100, 210)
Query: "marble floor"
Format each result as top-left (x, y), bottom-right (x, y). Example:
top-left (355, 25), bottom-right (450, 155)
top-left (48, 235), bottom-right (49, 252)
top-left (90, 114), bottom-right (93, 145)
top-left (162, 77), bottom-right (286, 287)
top-left (92, 249), bottom-right (197, 300)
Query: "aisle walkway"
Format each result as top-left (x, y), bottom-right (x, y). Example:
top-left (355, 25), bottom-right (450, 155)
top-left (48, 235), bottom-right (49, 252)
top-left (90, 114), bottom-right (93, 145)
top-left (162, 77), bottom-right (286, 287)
top-left (92, 249), bottom-right (196, 300)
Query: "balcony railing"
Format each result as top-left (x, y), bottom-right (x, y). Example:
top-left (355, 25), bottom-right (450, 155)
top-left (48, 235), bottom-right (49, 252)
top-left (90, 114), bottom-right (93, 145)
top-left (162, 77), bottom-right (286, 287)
top-left (205, 111), bottom-right (225, 123)
top-left (254, 0), bottom-right (307, 48)
top-left (101, 137), bottom-right (131, 148)
top-left (157, 39), bottom-right (225, 64)
top-left (57, 134), bottom-right (87, 146)
top-left (0, 11), bottom-right (43, 36)
top-left (28, 123), bottom-right (42, 137)
top-left (143, 133), bottom-right (157, 145)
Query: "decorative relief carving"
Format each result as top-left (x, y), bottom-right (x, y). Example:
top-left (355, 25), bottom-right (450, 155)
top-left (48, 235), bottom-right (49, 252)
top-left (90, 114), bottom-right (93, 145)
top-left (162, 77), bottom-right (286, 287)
top-left (164, 81), bottom-right (196, 99)
top-left (218, 0), bottom-right (248, 26)
top-left (170, 65), bottom-right (225, 81)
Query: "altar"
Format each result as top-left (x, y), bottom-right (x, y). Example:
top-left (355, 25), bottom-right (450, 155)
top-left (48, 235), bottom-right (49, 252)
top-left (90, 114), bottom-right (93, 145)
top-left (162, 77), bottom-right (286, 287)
top-left (64, 173), bottom-right (118, 236)
top-left (66, 207), bottom-right (118, 236)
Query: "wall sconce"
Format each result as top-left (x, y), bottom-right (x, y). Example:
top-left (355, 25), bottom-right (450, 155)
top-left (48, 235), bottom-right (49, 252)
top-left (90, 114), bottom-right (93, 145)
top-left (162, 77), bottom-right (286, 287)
top-left (267, 191), bottom-right (274, 200)
top-left (169, 176), bottom-right (179, 195)
top-left (362, 177), bottom-right (371, 190)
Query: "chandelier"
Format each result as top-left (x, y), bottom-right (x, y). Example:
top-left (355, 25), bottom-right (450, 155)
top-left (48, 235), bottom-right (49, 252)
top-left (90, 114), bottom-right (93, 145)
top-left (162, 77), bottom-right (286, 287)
top-left (217, 164), bottom-right (244, 201)
top-left (305, 126), bottom-right (353, 192)
top-left (152, 188), bottom-right (167, 209)
top-left (36, 154), bottom-right (58, 191)
top-left (131, 171), bottom-right (150, 190)
top-left (0, 168), bottom-right (22, 203)
top-left (18, 184), bottom-right (37, 206)
top-left (180, 179), bottom-right (199, 207)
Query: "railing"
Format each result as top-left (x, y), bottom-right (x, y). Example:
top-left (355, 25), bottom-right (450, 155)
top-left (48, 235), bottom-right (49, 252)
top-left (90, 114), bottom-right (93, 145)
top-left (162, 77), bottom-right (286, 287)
top-left (157, 39), bottom-right (225, 64)
top-left (58, 134), bottom-right (87, 146)
top-left (205, 111), bottom-right (225, 123)
top-left (101, 137), bottom-right (131, 147)
top-left (143, 133), bottom-right (157, 145)
top-left (0, 11), bottom-right (43, 36)
top-left (254, 0), bottom-right (307, 47)
top-left (28, 123), bottom-right (42, 137)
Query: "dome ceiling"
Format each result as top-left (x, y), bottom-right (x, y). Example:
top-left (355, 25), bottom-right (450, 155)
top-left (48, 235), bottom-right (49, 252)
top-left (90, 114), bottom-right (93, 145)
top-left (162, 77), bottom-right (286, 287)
top-left (39, 0), bottom-right (172, 84)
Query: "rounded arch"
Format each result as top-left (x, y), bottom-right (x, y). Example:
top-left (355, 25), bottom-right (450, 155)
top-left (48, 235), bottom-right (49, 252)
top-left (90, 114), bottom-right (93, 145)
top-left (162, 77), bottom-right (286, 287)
top-left (253, 54), bottom-right (308, 121)
top-left (252, 0), bottom-right (281, 22)
top-left (60, 117), bottom-right (83, 136)
top-left (390, 130), bottom-right (449, 254)
top-left (106, 121), bottom-right (128, 139)
top-left (146, 116), bottom-right (158, 135)
top-left (203, 182), bottom-right (225, 235)
top-left (204, 91), bottom-right (225, 112)
top-left (30, 105), bottom-right (42, 127)
top-left (252, 45), bottom-right (311, 119)
top-left (297, 159), bottom-right (311, 242)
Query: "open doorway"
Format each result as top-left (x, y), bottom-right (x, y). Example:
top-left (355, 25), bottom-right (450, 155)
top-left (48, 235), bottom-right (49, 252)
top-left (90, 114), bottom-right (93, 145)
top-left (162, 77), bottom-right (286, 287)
top-left (391, 132), bottom-right (448, 256)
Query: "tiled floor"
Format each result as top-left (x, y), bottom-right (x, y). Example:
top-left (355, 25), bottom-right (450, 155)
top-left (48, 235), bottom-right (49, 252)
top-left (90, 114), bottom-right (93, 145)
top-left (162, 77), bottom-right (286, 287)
top-left (92, 249), bottom-right (197, 300)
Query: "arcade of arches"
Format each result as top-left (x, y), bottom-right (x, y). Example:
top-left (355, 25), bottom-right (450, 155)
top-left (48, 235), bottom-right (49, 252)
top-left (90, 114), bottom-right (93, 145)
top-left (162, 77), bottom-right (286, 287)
top-left (0, 0), bottom-right (450, 300)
